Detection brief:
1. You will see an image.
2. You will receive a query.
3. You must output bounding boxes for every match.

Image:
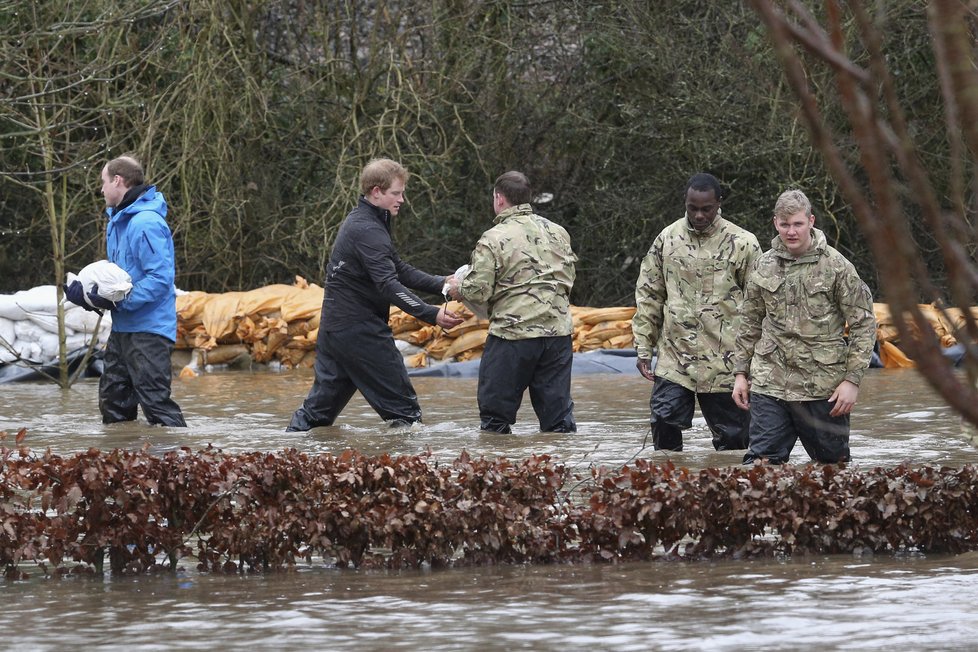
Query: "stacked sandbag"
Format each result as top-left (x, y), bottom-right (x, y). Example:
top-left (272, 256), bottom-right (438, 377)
top-left (391, 301), bottom-right (489, 369)
top-left (389, 303), bottom-right (638, 369)
top-left (571, 306), bottom-right (636, 352)
top-left (872, 302), bottom-right (977, 368)
top-left (0, 285), bottom-right (110, 364)
top-left (175, 276), bottom-right (324, 370)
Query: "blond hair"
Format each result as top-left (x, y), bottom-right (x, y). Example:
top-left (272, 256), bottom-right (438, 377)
top-left (773, 189), bottom-right (812, 219)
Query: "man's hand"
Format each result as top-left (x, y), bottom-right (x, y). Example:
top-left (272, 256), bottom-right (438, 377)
top-left (636, 357), bottom-right (656, 382)
top-left (732, 373), bottom-right (751, 410)
top-left (445, 276), bottom-right (462, 301)
top-left (828, 379), bottom-right (859, 417)
top-left (86, 283), bottom-right (117, 311)
top-left (436, 306), bottom-right (463, 328)
top-left (63, 281), bottom-right (99, 312)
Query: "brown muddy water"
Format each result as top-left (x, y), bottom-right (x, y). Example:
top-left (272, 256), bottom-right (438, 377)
top-left (2, 367), bottom-right (978, 651)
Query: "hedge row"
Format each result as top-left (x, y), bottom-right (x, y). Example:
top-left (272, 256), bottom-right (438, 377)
top-left (2, 435), bottom-right (976, 578)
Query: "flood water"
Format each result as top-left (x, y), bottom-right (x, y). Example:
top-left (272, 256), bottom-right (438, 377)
top-left (2, 365), bottom-right (978, 650)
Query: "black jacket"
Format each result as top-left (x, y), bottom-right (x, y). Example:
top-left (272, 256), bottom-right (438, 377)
top-left (322, 197), bottom-right (444, 331)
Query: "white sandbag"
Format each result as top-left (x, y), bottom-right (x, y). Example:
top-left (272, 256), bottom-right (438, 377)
top-left (0, 294), bottom-right (28, 321)
top-left (0, 316), bottom-right (14, 347)
top-left (64, 305), bottom-right (105, 334)
top-left (395, 339), bottom-right (422, 356)
top-left (444, 264), bottom-right (489, 320)
top-left (68, 260), bottom-right (132, 307)
top-left (26, 311), bottom-right (67, 335)
top-left (12, 285), bottom-right (59, 315)
top-left (0, 346), bottom-right (17, 363)
top-left (38, 332), bottom-right (60, 360)
top-left (14, 340), bottom-right (42, 362)
top-left (65, 333), bottom-right (92, 351)
top-left (14, 319), bottom-right (43, 343)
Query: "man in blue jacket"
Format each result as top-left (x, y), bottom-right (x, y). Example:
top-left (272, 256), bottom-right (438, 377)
top-left (66, 155), bottom-right (186, 427)
top-left (287, 158), bottom-right (462, 430)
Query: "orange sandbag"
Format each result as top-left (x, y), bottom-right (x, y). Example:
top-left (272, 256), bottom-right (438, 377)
top-left (236, 284), bottom-right (296, 318)
top-left (280, 284), bottom-right (324, 322)
top-left (878, 340), bottom-right (915, 369)
top-left (201, 292), bottom-right (244, 341)
top-left (443, 329), bottom-right (488, 359)
top-left (176, 291), bottom-right (212, 327)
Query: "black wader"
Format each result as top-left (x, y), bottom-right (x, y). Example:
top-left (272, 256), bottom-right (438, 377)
top-left (99, 331), bottom-right (186, 427)
top-left (650, 377), bottom-right (749, 451)
top-left (478, 334), bottom-right (576, 434)
top-left (743, 392), bottom-right (850, 464)
top-left (287, 319), bottom-right (422, 431)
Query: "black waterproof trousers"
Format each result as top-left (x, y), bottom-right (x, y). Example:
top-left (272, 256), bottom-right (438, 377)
top-left (99, 331), bottom-right (186, 427)
top-left (477, 334), bottom-right (576, 434)
top-left (742, 392), bottom-right (850, 464)
top-left (287, 319), bottom-right (422, 430)
top-left (649, 378), bottom-right (749, 451)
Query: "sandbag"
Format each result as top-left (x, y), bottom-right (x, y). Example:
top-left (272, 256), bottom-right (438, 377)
top-left (443, 328), bottom-right (488, 359)
top-left (64, 306), bottom-right (108, 334)
top-left (14, 319), bottom-right (43, 343)
top-left (67, 260), bottom-right (132, 306)
top-left (0, 294), bottom-right (28, 321)
top-left (26, 312), bottom-right (65, 335)
top-left (14, 340), bottom-right (42, 362)
top-left (446, 265), bottom-right (489, 320)
top-left (176, 291), bottom-right (213, 327)
top-left (0, 316), bottom-right (14, 347)
top-left (279, 284), bottom-right (324, 322)
top-left (11, 285), bottom-right (59, 315)
top-left (236, 284), bottom-right (295, 317)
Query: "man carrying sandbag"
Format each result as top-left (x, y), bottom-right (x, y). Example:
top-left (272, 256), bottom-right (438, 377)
top-left (287, 158), bottom-right (462, 430)
top-left (447, 171), bottom-right (578, 434)
top-left (65, 155), bottom-right (186, 427)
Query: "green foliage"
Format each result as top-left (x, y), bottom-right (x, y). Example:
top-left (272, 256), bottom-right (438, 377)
top-left (0, 0), bottom-right (956, 304)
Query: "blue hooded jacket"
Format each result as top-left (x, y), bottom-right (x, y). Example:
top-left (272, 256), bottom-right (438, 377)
top-left (105, 186), bottom-right (178, 341)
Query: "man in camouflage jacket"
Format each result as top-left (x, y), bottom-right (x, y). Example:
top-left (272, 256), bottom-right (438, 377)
top-left (448, 171), bottom-right (578, 433)
top-left (633, 173), bottom-right (761, 451)
top-left (733, 189), bottom-right (876, 464)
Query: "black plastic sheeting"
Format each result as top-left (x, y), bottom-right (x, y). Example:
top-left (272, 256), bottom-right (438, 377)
top-left (0, 348), bottom-right (103, 384)
top-left (408, 348), bottom-right (644, 378)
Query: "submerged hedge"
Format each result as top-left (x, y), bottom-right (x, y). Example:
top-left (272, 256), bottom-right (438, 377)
top-left (2, 434), bottom-right (976, 578)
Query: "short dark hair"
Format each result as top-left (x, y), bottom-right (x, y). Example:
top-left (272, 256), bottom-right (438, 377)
top-left (105, 155), bottom-right (145, 187)
top-left (494, 171), bottom-right (533, 205)
top-left (684, 172), bottom-right (725, 202)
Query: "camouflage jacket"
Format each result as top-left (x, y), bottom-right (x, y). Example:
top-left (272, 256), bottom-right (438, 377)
top-left (460, 203), bottom-right (576, 339)
top-left (733, 227), bottom-right (876, 400)
top-left (633, 213), bottom-right (761, 392)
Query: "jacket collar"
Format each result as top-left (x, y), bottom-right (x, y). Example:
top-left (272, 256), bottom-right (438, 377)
top-left (771, 226), bottom-right (827, 262)
top-left (359, 196), bottom-right (392, 230)
top-left (684, 207), bottom-right (724, 237)
top-left (494, 203), bottom-right (533, 225)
